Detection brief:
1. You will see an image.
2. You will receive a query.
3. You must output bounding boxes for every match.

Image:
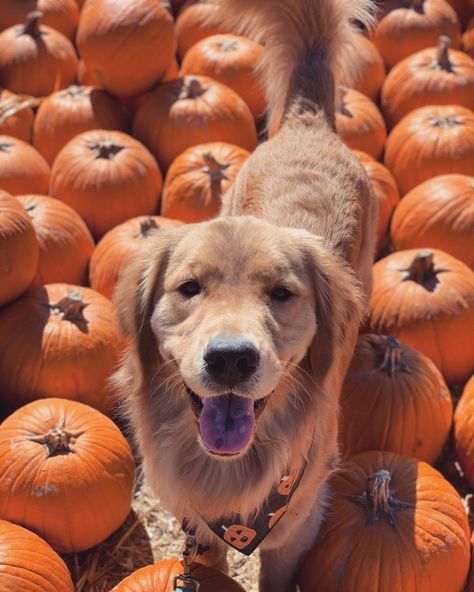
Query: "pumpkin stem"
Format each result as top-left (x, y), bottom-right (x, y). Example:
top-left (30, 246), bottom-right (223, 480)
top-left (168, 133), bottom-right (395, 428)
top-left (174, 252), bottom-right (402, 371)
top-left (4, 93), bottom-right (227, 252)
top-left (429, 115), bottom-right (464, 128)
top-left (0, 142), bottom-right (12, 152)
top-left (338, 86), bottom-right (352, 118)
top-left (0, 94), bottom-right (39, 124)
top-left (380, 336), bottom-right (403, 375)
top-left (403, 249), bottom-right (435, 283)
top-left (218, 39), bottom-right (239, 51)
top-left (202, 152), bottom-right (231, 190)
top-left (22, 11), bottom-right (43, 36)
top-left (433, 36), bottom-right (452, 71)
top-left (88, 140), bottom-right (125, 160)
top-left (408, 0), bottom-right (424, 13)
top-left (62, 85), bottom-right (89, 99)
top-left (181, 78), bottom-right (205, 100)
top-left (134, 218), bottom-right (159, 238)
top-left (28, 419), bottom-right (84, 457)
top-left (49, 290), bottom-right (89, 323)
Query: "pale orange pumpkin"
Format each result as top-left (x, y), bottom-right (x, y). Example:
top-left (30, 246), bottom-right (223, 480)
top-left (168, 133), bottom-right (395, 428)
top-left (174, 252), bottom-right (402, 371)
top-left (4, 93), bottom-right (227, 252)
top-left (454, 375), bottom-right (474, 489)
top-left (0, 89), bottom-right (37, 142)
top-left (0, 398), bottom-right (135, 553)
top-left (176, 1), bottom-right (229, 60)
top-left (0, 135), bottom-right (50, 196)
top-left (340, 34), bottom-right (386, 101)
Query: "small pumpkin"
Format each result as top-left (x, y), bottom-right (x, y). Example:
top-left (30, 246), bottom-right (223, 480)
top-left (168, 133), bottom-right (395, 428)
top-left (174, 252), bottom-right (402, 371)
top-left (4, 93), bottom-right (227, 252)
top-left (133, 75), bottom-right (257, 171)
top-left (77, 0), bottom-right (175, 98)
top-left (367, 248), bottom-right (474, 384)
top-left (298, 451), bottom-right (470, 592)
top-left (0, 90), bottom-right (37, 142)
top-left (384, 104), bottom-right (474, 195)
top-left (462, 17), bottom-right (474, 59)
top-left (0, 191), bottom-right (39, 307)
top-left (50, 130), bottom-right (163, 240)
top-left (180, 34), bottom-right (266, 121)
top-left (335, 88), bottom-right (387, 160)
top-left (340, 34), bottom-right (386, 101)
top-left (176, 1), bottom-right (229, 61)
top-left (0, 519), bottom-right (74, 592)
top-left (381, 36), bottom-right (474, 128)
top-left (0, 398), bottom-right (135, 553)
top-left (90, 215), bottom-right (183, 300)
top-left (33, 85), bottom-right (131, 165)
top-left (162, 142), bottom-right (250, 222)
top-left (0, 135), bottom-right (50, 196)
top-left (339, 334), bottom-right (453, 463)
top-left (390, 174), bottom-right (474, 269)
top-left (0, 11), bottom-right (78, 97)
top-left (17, 195), bottom-right (95, 287)
top-left (0, 283), bottom-right (126, 415)
top-left (454, 376), bottom-right (474, 489)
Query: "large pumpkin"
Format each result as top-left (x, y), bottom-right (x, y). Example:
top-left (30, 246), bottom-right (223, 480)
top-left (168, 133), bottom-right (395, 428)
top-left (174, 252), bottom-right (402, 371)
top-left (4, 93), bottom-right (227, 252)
top-left (133, 75), bottom-right (257, 171)
top-left (0, 11), bottom-right (78, 97)
top-left (50, 130), bottom-right (163, 240)
top-left (339, 334), bottom-right (453, 463)
top-left (180, 34), bottom-right (266, 121)
top-left (162, 142), bottom-right (250, 223)
top-left (454, 376), bottom-right (474, 489)
top-left (176, 1), bottom-right (229, 60)
top-left (89, 215), bottom-right (183, 300)
top-left (335, 88), bottom-right (387, 160)
top-left (390, 174), bottom-right (474, 269)
top-left (0, 519), bottom-right (74, 592)
top-left (340, 34), bottom-right (386, 101)
top-left (367, 248), bottom-right (474, 384)
top-left (17, 195), bottom-right (95, 286)
top-left (0, 90), bottom-right (37, 142)
top-left (33, 85), bottom-right (131, 165)
top-left (76, 0), bottom-right (175, 98)
top-left (352, 150), bottom-right (400, 253)
top-left (381, 36), bottom-right (474, 128)
top-left (0, 283), bottom-right (126, 415)
top-left (0, 191), bottom-right (39, 307)
top-left (384, 104), bottom-right (474, 195)
top-left (0, 135), bottom-right (50, 195)
top-left (463, 17), bottom-right (474, 59)
top-left (298, 451), bottom-right (470, 592)
top-left (0, 398), bottom-right (135, 553)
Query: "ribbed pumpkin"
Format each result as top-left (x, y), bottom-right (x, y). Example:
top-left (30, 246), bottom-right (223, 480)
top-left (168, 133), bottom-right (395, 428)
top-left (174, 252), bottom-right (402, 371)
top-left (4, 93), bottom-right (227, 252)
top-left (162, 142), bottom-right (250, 223)
top-left (0, 191), bottom-right (39, 307)
top-left (0, 398), bottom-right (135, 553)
top-left (0, 136), bottom-right (50, 196)
top-left (339, 334), bottom-right (453, 463)
top-left (0, 90), bottom-right (37, 142)
top-left (352, 150), bottom-right (400, 253)
top-left (381, 36), bottom-right (474, 128)
top-left (372, 0), bottom-right (462, 69)
top-left (33, 85), bottom-right (131, 165)
top-left (180, 34), bottom-right (266, 121)
top-left (335, 88), bottom-right (387, 160)
top-left (176, 1), bottom-right (229, 60)
top-left (17, 195), bottom-right (95, 286)
top-left (89, 215), bottom-right (183, 300)
top-left (50, 130), bottom-right (163, 240)
top-left (390, 174), bottom-right (474, 269)
top-left (76, 0), bottom-right (175, 98)
top-left (0, 520), bottom-right (74, 592)
top-left (111, 559), bottom-right (245, 592)
top-left (384, 104), bottom-right (474, 195)
top-left (340, 35), bottom-right (386, 101)
top-left (298, 451), bottom-right (470, 592)
top-left (133, 76), bottom-right (257, 171)
top-left (454, 376), bottom-right (474, 489)
top-left (0, 11), bottom-right (78, 97)
top-left (462, 17), bottom-right (474, 59)
top-left (0, 283), bottom-right (126, 415)
top-left (367, 248), bottom-right (474, 384)
top-left (0, 0), bottom-right (79, 41)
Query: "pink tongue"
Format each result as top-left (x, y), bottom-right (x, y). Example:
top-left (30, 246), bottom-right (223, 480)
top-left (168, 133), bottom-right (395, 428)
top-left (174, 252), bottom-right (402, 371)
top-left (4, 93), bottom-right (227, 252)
top-left (198, 394), bottom-right (255, 455)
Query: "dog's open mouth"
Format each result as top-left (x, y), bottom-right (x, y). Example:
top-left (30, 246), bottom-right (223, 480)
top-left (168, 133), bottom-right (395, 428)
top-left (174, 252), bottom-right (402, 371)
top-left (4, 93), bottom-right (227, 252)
top-left (185, 385), bottom-right (269, 456)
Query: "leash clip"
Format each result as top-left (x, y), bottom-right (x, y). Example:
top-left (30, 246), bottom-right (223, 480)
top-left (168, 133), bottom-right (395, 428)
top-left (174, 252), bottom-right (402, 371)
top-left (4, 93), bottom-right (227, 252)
top-left (173, 532), bottom-right (201, 591)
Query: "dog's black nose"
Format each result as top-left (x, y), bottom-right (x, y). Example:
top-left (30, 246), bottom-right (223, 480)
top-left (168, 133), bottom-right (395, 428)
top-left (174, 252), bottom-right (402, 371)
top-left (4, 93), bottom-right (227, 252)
top-left (203, 338), bottom-right (259, 386)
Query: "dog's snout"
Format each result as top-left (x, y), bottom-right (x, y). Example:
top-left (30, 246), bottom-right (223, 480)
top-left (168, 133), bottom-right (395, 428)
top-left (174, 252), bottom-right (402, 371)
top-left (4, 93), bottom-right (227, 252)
top-left (203, 338), bottom-right (259, 385)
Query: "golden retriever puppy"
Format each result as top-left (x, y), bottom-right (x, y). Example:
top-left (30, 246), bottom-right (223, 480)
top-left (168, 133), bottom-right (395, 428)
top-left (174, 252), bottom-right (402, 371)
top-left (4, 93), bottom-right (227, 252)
top-left (114, 1), bottom-right (377, 590)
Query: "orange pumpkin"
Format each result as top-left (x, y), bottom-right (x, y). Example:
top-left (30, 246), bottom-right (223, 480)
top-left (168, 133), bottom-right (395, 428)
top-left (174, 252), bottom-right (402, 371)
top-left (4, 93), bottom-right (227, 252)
top-left (298, 451), bottom-right (470, 592)
top-left (339, 334), bottom-right (453, 463)
top-left (163, 58), bottom-right (180, 82)
top-left (0, 520), bottom-right (74, 592)
top-left (445, 0), bottom-right (472, 27)
top-left (33, 85), bottom-right (131, 165)
top-left (89, 215), bottom-right (183, 300)
top-left (0, 398), bottom-right (135, 553)
top-left (17, 195), bottom-right (95, 286)
top-left (454, 376), bottom-right (474, 489)
top-left (133, 76), bottom-right (257, 171)
top-left (462, 17), bottom-right (474, 59)
top-left (367, 248), bottom-right (474, 384)
top-left (77, 0), bottom-right (175, 98)
top-left (0, 89), bottom-right (37, 142)
top-left (181, 34), bottom-right (266, 121)
top-left (0, 283), bottom-right (126, 415)
top-left (340, 35), bottom-right (386, 101)
top-left (77, 59), bottom-right (102, 87)
top-left (0, 11), bottom-right (78, 97)
top-left (373, 0), bottom-right (462, 69)
top-left (50, 130), bottom-right (163, 240)
top-left (176, 1), bottom-right (229, 60)
top-left (0, 191), bottom-right (39, 306)
top-left (0, 135), bottom-right (50, 196)
top-left (352, 150), bottom-right (400, 253)
top-left (381, 36), bottom-right (474, 129)
top-left (111, 558), bottom-right (245, 591)
top-left (162, 142), bottom-right (250, 222)
top-left (390, 174), bottom-right (474, 269)
top-left (384, 104), bottom-right (474, 195)
top-left (335, 88), bottom-right (387, 160)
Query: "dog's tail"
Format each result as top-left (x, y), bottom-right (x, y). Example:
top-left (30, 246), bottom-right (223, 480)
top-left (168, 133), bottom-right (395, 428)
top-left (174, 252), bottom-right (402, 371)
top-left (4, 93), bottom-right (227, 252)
top-left (209, 0), bottom-right (375, 129)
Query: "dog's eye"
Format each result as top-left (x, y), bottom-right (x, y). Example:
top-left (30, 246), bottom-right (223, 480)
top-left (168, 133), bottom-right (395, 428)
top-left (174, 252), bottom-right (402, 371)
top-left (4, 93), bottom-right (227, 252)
top-left (270, 287), bottom-right (293, 301)
top-left (178, 280), bottom-right (201, 297)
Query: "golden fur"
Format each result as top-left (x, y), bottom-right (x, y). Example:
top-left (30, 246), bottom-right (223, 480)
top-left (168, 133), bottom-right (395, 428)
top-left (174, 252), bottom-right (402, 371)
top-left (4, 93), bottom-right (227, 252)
top-left (113, 1), bottom-right (377, 590)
